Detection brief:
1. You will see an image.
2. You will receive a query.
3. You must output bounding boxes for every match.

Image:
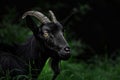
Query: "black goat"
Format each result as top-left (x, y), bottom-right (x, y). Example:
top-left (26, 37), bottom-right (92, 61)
top-left (0, 10), bottom-right (71, 80)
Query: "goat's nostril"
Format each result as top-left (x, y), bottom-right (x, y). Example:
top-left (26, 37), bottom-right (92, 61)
top-left (64, 47), bottom-right (70, 52)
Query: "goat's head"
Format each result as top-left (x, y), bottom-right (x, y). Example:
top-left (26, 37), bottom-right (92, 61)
top-left (22, 10), bottom-right (71, 60)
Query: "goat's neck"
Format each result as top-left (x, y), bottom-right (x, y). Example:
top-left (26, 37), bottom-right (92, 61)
top-left (16, 36), bottom-right (49, 73)
top-left (17, 36), bottom-right (48, 61)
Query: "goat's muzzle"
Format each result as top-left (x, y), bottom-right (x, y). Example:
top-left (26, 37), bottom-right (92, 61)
top-left (59, 46), bottom-right (71, 60)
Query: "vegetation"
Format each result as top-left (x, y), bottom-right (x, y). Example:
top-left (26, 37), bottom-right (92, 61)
top-left (39, 57), bottom-right (120, 80)
top-left (1, 1), bottom-right (120, 80)
top-left (1, 53), bottom-right (120, 80)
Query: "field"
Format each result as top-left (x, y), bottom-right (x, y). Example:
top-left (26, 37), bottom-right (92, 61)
top-left (39, 55), bottom-right (120, 80)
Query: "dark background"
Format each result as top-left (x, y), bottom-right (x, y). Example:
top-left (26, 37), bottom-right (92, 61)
top-left (0, 0), bottom-right (120, 64)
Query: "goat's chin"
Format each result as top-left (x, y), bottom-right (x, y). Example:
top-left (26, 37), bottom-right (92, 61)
top-left (60, 57), bottom-right (70, 60)
top-left (59, 54), bottom-right (71, 60)
top-left (49, 50), bottom-right (71, 60)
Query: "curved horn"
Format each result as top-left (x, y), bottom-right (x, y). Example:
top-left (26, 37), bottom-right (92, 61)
top-left (49, 10), bottom-right (58, 23)
top-left (22, 11), bottom-right (51, 24)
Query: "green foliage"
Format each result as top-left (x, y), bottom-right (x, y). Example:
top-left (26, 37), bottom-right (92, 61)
top-left (1, 57), bottom-right (120, 80)
top-left (69, 40), bottom-right (86, 57)
top-left (37, 56), bottom-right (120, 80)
top-left (0, 8), bottom-right (31, 44)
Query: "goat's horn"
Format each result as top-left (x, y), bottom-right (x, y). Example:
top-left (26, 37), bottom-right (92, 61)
top-left (22, 11), bottom-right (51, 24)
top-left (49, 10), bottom-right (58, 23)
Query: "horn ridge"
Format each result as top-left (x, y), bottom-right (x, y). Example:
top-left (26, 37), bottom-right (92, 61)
top-left (22, 11), bottom-right (51, 24)
top-left (49, 10), bottom-right (58, 23)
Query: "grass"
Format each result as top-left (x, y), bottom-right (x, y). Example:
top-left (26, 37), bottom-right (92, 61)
top-left (2, 55), bottom-right (120, 80)
top-left (37, 56), bottom-right (120, 80)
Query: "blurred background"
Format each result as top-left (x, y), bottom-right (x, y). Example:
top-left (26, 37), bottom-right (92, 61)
top-left (1, 0), bottom-right (120, 80)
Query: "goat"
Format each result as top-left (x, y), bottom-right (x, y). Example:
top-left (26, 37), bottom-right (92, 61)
top-left (0, 10), bottom-right (71, 80)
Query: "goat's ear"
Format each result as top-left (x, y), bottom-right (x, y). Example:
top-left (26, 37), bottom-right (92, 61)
top-left (26, 16), bottom-right (39, 35)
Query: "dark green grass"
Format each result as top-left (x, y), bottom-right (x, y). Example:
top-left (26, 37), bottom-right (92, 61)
top-left (1, 57), bottom-right (120, 80)
top-left (38, 57), bottom-right (120, 80)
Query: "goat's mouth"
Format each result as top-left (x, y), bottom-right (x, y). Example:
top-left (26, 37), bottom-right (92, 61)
top-left (58, 46), bottom-right (71, 60)
top-left (45, 42), bottom-right (71, 60)
top-left (49, 50), bottom-right (71, 60)
top-left (58, 52), bottom-right (71, 60)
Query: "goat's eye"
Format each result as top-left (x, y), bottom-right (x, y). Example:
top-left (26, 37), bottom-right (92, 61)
top-left (43, 32), bottom-right (49, 38)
